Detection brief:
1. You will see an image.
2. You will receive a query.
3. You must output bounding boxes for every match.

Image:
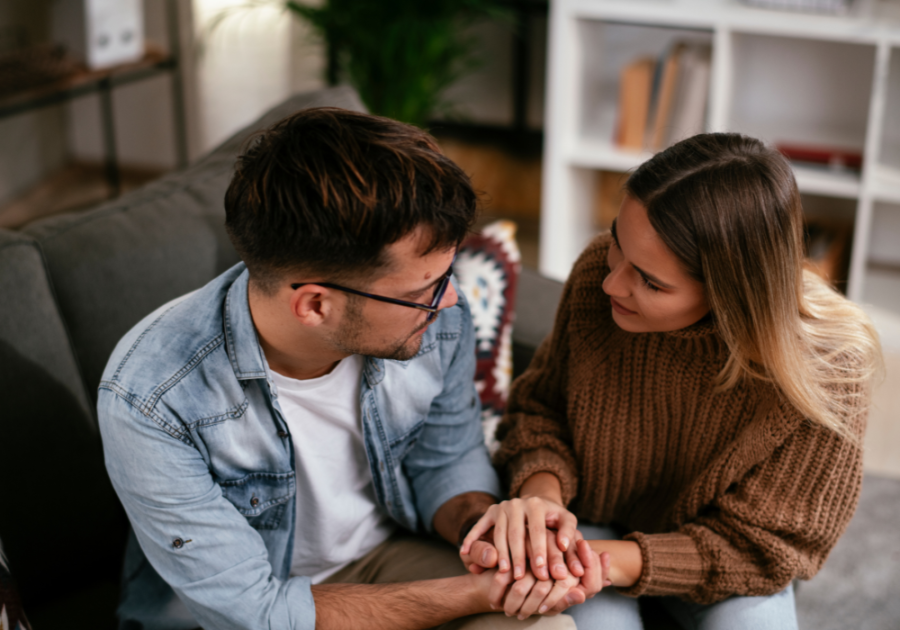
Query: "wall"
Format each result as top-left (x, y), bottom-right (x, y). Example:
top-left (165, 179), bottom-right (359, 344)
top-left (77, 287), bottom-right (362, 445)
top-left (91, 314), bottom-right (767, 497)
top-left (66, 0), bottom-right (187, 169)
top-left (0, 0), bottom-right (67, 207)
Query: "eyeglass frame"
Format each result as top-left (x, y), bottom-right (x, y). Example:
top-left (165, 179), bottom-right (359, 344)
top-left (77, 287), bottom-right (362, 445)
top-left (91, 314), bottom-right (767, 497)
top-left (290, 255), bottom-right (456, 322)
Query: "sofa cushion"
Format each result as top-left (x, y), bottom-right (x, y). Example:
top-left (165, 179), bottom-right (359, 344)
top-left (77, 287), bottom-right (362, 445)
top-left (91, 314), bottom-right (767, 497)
top-left (456, 220), bottom-right (521, 453)
top-left (0, 229), bottom-right (124, 609)
top-left (22, 86), bottom-right (366, 399)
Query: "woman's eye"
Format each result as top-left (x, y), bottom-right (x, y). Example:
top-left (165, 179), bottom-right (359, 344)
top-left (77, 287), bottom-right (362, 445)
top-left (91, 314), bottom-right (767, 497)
top-left (642, 276), bottom-right (661, 292)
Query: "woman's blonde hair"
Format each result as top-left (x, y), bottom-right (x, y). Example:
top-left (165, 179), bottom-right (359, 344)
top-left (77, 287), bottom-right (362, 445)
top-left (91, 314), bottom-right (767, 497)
top-left (626, 133), bottom-right (882, 441)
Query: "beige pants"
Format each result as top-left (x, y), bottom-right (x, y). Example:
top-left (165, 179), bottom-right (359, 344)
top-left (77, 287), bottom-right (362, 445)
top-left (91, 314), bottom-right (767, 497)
top-left (322, 532), bottom-right (576, 630)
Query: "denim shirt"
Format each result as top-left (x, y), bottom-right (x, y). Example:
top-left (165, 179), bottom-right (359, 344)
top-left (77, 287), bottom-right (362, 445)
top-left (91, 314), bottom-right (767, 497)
top-left (98, 263), bottom-right (500, 630)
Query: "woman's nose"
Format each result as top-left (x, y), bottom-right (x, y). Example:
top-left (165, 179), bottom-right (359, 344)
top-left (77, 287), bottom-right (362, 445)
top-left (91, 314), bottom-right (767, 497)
top-left (602, 261), bottom-right (629, 297)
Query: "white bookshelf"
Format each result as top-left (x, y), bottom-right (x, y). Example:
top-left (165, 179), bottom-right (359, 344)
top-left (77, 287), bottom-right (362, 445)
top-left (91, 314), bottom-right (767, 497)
top-left (540, 0), bottom-right (900, 316)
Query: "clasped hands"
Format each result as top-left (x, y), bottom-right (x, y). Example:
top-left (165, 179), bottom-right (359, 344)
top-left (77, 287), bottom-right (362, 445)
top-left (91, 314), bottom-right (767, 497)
top-left (458, 496), bottom-right (611, 620)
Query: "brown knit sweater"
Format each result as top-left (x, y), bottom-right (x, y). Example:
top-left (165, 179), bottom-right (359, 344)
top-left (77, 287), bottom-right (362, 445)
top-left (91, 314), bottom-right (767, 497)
top-left (494, 233), bottom-right (866, 604)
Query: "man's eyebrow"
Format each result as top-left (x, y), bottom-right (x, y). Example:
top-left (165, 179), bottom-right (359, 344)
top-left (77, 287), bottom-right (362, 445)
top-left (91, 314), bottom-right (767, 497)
top-left (610, 217), bottom-right (676, 290)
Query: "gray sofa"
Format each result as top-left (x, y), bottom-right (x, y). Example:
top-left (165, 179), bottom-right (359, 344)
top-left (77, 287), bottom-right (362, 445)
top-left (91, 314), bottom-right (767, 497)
top-left (0, 86), bottom-right (364, 627)
top-left (1, 85), bottom-right (897, 630)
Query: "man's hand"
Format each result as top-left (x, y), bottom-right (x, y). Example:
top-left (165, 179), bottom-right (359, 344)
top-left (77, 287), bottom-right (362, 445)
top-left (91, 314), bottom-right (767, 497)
top-left (433, 491), bottom-right (501, 575)
top-left (485, 532), bottom-right (611, 619)
top-left (459, 525), bottom-right (499, 574)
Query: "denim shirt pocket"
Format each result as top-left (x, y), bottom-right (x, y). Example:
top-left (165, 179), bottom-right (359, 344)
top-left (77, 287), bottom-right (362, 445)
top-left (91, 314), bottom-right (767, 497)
top-left (219, 471), bottom-right (295, 530)
top-left (389, 420), bottom-right (425, 461)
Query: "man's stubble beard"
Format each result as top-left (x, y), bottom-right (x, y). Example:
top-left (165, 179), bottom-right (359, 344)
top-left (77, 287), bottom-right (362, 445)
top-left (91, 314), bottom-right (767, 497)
top-left (330, 296), bottom-right (427, 361)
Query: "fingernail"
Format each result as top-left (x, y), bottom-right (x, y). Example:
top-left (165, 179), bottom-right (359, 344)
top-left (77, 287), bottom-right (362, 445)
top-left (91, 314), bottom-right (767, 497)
top-left (539, 605), bottom-right (548, 614)
top-left (567, 593), bottom-right (578, 605)
top-left (482, 549), bottom-right (490, 564)
top-left (560, 537), bottom-right (569, 551)
top-left (574, 562), bottom-right (584, 573)
top-left (514, 566), bottom-right (524, 579)
top-left (490, 603), bottom-right (496, 610)
top-left (499, 559), bottom-right (509, 571)
top-left (554, 563), bottom-right (567, 575)
top-left (535, 555), bottom-right (545, 568)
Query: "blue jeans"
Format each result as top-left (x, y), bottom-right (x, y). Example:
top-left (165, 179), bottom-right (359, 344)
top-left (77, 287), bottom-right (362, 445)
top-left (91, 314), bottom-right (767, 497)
top-left (564, 525), bottom-right (798, 630)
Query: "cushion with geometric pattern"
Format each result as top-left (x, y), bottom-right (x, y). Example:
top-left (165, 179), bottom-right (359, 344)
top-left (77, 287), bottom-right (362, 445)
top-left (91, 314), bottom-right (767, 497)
top-left (456, 220), bottom-right (521, 455)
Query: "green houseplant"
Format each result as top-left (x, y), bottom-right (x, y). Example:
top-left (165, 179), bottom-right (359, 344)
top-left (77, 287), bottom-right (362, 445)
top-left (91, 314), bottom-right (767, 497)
top-left (285, 0), bottom-right (507, 127)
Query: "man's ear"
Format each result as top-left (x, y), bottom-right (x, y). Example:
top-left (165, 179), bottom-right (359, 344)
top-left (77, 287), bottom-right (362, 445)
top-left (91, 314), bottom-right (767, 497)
top-left (290, 285), bottom-right (336, 327)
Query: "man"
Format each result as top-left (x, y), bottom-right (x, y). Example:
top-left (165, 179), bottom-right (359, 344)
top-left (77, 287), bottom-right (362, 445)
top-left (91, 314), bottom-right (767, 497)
top-left (98, 108), bottom-right (601, 630)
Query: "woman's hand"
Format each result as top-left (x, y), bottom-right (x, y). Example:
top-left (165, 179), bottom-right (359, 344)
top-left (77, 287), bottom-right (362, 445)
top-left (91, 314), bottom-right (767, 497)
top-left (460, 473), bottom-right (578, 581)
top-left (486, 531), bottom-right (611, 619)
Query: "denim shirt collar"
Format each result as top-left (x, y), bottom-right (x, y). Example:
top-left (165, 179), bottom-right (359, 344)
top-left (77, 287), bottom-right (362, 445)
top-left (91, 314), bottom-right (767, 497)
top-left (223, 268), bottom-right (269, 381)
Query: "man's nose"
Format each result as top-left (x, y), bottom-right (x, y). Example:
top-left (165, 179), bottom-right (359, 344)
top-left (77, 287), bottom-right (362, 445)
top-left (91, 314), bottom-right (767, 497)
top-left (439, 281), bottom-right (459, 310)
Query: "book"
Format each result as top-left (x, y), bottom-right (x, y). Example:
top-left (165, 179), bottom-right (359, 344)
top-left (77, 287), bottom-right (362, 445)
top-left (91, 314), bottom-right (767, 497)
top-left (647, 43), bottom-right (684, 151)
top-left (776, 143), bottom-right (863, 171)
top-left (665, 42), bottom-right (712, 147)
top-left (615, 56), bottom-right (656, 150)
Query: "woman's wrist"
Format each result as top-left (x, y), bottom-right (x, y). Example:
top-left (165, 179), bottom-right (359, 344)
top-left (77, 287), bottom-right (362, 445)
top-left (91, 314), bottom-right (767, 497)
top-left (586, 539), bottom-right (643, 587)
top-left (518, 472), bottom-right (564, 505)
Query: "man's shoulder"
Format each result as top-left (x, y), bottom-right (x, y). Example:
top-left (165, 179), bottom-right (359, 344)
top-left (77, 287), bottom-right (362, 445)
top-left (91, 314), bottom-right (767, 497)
top-left (99, 264), bottom-right (247, 409)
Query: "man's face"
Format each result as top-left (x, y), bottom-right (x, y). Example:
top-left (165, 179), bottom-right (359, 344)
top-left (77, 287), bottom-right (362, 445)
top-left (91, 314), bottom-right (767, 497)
top-left (329, 227), bottom-right (458, 361)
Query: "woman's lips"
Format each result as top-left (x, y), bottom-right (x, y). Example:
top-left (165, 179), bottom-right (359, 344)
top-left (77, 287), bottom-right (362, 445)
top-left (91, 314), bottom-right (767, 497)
top-left (610, 297), bottom-right (637, 316)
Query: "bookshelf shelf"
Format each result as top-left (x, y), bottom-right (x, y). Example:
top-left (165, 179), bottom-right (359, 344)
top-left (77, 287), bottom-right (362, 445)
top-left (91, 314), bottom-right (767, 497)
top-left (568, 139), bottom-right (650, 171)
top-left (872, 165), bottom-right (900, 204)
top-left (541, 0), bottom-right (900, 318)
top-left (793, 165), bottom-right (862, 199)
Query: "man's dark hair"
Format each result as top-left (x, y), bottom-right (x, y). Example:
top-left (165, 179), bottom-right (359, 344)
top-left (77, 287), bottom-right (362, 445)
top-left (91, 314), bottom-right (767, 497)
top-left (225, 107), bottom-right (478, 294)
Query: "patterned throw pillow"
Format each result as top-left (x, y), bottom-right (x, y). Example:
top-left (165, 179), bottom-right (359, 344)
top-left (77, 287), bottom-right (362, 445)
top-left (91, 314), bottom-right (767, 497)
top-left (0, 541), bottom-right (32, 630)
top-left (456, 220), bottom-right (521, 455)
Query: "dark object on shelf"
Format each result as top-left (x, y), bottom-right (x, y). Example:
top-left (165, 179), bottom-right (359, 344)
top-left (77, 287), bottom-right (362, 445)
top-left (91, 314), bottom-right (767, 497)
top-left (778, 143), bottom-right (863, 171)
top-left (0, 45), bottom-right (80, 96)
top-left (804, 218), bottom-right (853, 291)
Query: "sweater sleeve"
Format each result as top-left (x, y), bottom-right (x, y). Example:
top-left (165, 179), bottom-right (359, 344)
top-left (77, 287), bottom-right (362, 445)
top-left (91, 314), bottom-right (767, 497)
top-left (620, 396), bottom-right (866, 604)
top-left (493, 265), bottom-right (581, 505)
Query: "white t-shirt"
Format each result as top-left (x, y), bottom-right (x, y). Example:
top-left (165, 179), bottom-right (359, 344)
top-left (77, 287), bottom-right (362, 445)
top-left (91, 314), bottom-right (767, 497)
top-left (270, 355), bottom-right (395, 583)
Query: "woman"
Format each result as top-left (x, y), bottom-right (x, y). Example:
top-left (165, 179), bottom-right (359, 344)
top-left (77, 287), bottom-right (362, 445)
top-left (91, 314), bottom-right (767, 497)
top-left (461, 133), bottom-right (882, 628)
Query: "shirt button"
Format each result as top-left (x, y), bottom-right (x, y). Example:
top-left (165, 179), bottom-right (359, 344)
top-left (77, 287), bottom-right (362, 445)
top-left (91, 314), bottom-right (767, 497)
top-left (277, 430), bottom-right (288, 438)
top-left (250, 497), bottom-right (260, 507)
top-left (379, 462), bottom-right (385, 471)
top-left (173, 538), bottom-right (184, 549)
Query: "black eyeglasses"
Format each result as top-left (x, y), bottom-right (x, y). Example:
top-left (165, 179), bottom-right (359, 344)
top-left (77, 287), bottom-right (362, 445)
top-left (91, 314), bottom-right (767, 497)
top-left (291, 256), bottom-right (456, 322)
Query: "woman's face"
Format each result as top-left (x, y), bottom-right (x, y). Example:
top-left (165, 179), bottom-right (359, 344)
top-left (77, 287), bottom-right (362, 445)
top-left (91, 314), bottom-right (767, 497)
top-left (602, 195), bottom-right (710, 333)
